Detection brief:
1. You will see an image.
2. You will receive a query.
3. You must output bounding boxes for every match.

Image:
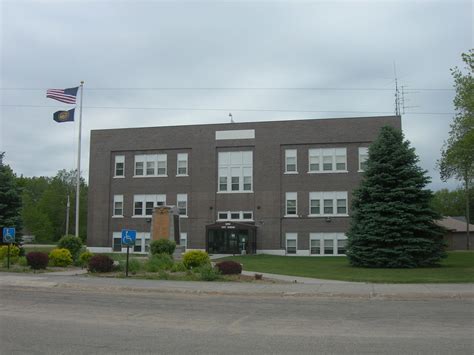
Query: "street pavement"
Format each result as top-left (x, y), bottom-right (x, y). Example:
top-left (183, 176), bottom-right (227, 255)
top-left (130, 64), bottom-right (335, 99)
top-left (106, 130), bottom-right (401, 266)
top-left (0, 272), bottom-right (473, 300)
top-left (1, 282), bottom-right (473, 354)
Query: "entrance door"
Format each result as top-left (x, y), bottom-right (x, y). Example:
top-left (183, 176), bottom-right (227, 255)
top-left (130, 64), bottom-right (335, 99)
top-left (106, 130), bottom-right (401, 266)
top-left (208, 229), bottom-right (249, 254)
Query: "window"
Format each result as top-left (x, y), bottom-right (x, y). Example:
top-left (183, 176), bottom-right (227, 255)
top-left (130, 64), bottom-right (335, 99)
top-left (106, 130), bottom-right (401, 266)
top-left (134, 154), bottom-right (167, 177)
top-left (359, 147), bottom-right (369, 171)
top-left (310, 239), bottom-right (321, 255)
top-left (308, 148), bottom-right (347, 173)
top-left (285, 149), bottom-right (297, 173)
top-left (310, 199), bottom-right (320, 215)
top-left (180, 232), bottom-right (187, 249)
top-left (114, 155), bottom-right (125, 177)
top-left (285, 192), bottom-right (297, 216)
top-left (308, 149), bottom-right (320, 172)
top-left (177, 194), bottom-right (187, 217)
top-left (134, 238), bottom-right (142, 252)
top-left (133, 195), bottom-right (166, 217)
top-left (177, 153), bottom-right (188, 176)
top-left (324, 239), bottom-right (334, 255)
top-left (218, 151), bottom-right (253, 192)
top-left (323, 199), bottom-right (333, 214)
top-left (286, 233), bottom-right (297, 254)
top-left (157, 154), bottom-right (167, 176)
top-left (113, 195), bottom-right (123, 217)
top-left (113, 233), bottom-right (122, 252)
top-left (309, 233), bottom-right (347, 256)
top-left (308, 192), bottom-right (348, 216)
top-left (217, 211), bottom-right (253, 221)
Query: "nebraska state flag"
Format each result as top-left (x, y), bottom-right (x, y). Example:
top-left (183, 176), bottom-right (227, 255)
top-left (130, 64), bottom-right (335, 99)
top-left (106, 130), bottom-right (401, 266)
top-left (53, 108), bottom-right (75, 123)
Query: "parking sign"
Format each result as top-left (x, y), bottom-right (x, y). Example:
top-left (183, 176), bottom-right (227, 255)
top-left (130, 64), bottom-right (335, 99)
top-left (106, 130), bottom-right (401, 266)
top-left (2, 228), bottom-right (16, 243)
top-left (121, 229), bottom-right (136, 246)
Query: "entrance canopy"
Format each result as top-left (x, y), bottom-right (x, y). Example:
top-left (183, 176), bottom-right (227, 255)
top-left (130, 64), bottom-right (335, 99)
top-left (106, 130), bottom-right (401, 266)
top-left (206, 222), bottom-right (257, 255)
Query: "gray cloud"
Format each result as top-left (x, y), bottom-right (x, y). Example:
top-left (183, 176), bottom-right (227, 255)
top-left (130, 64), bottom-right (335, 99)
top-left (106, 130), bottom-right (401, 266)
top-left (1, 0), bottom-right (472, 191)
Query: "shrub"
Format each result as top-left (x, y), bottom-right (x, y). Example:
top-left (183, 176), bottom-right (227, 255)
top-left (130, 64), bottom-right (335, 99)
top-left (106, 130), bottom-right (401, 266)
top-left (197, 264), bottom-right (221, 281)
top-left (150, 239), bottom-right (176, 256)
top-left (182, 250), bottom-right (210, 269)
top-left (215, 260), bottom-right (242, 275)
top-left (128, 259), bottom-right (141, 274)
top-left (49, 248), bottom-right (73, 267)
top-left (145, 254), bottom-right (174, 272)
top-left (88, 254), bottom-right (114, 273)
top-left (57, 235), bottom-right (83, 260)
top-left (78, 251), bottom-right (94, 267)
top-left (17, 256), bottom-right (28, 267)
top-left (26, 252), bottom-right (49, 270)
top-left (170, 261), bottom-right (187, 273)
top-left (0, 245), bottom-right (20, 262)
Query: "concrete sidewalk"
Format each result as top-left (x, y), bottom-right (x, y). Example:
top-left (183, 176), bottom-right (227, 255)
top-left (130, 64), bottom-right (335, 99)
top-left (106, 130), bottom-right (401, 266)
top-left (1, 272), bottom-right (473, 300)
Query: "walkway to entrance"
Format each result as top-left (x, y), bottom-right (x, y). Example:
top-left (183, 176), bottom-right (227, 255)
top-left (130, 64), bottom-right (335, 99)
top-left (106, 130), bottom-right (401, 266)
top-left (206, 221), bottom-right (257, 255)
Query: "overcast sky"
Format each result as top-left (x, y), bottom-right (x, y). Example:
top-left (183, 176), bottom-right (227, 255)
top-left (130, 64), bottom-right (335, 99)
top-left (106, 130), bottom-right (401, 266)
top-left (1, 0), bottom-right (472, 190)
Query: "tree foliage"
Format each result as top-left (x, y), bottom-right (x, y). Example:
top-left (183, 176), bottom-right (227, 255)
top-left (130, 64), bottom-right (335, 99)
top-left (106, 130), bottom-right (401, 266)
top-left (20, 169), bottom-right (87, 242)
top-left (431, 188), bottom-right (474, 223)
top-left (346, 126), bottom-right (446, 268)
top-left (438, 49), bottom-right (474, 249)
top-left (0, 153), bottom-right (23, 237)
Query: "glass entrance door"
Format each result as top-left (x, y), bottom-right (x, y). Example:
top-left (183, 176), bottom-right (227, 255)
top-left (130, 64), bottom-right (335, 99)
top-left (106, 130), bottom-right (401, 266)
top-left (208, 229), bottom-right (249, 254)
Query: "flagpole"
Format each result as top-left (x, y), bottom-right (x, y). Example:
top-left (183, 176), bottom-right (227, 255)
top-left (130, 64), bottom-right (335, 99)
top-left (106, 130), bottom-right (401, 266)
top-left (75, 81), bottom-right (84, 238)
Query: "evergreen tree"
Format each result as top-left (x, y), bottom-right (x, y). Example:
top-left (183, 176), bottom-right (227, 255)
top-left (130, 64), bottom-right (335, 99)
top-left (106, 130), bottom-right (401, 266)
top-left (346, 126), bottom-right (446, 268)
top-left (0, 153), bottom-right (23, 238)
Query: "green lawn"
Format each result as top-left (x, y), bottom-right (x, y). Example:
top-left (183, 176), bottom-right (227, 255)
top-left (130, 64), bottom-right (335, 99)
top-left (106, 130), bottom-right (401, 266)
top-left (23, 245), bottom-right (55, 254)
top-left (221, 252), bottom-right (474, 283)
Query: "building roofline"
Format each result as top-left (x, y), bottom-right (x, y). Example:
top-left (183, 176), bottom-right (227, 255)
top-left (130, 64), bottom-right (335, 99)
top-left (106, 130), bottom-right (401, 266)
top-left (90, 115), bottom-right (401, 133)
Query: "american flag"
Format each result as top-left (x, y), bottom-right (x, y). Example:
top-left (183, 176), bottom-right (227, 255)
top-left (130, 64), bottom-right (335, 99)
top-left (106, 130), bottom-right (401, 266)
top-left (46, 87), bottom-right (79, 104)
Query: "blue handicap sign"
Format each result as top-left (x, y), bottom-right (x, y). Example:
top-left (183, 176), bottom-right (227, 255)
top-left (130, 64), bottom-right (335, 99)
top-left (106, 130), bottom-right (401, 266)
top-left (3, 228), bottom-right (16, 243)
top-left (121, 229), bottom-right (136, 246)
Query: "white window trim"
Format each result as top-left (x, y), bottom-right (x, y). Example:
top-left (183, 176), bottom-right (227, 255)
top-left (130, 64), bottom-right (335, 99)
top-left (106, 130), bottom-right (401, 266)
top-left (132, 194), bottom-right (166, 217)
top-left (114, 155), bottom-right (125, 178)
top-left (180, 232), bottom-right (188, 249)
top-left (307, 148), bottom-right (348, 174)
top-left (133, 154), bottom-right (168, 178)
top-left (285, 233), bottom-right (298, 255)
top-left (177, 193), bottom-right (188, 218)
top-left (308, 191), bottom-right (349, 217)
top-left (285, 192), bottom-right (298, 217)
top-left (176, 153), bottom-right (189, 177)
top-left (218, 151), bottom-right (253, 193)
top-left (284, 149), bottom-right (298, 174)
top-left (216, 211), bottom-right (254, 222)
top-left (309, 233), bottom-right (347, 256)
top-left (112, 194), bottom-right (124, 218)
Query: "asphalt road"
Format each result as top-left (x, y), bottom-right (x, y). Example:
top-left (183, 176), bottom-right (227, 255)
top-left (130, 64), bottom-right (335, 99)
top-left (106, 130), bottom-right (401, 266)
top-left (1, 286), bottom-right (473, 354)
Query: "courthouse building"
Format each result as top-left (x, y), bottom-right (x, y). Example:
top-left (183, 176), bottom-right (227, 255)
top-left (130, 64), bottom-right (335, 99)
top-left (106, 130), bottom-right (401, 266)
top-left (87, 115), bottom-right (401, 256)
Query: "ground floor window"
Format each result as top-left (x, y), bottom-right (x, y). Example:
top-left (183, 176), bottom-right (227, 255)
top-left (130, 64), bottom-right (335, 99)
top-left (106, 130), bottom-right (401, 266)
top-left (285, 233), bottom-right (297, 254)
top-left (309, 233), bottom-right (347, 256)
top-left (112, 232), bottom-right (150, 253)
top-left (180, 232), bottom-right (187, 249)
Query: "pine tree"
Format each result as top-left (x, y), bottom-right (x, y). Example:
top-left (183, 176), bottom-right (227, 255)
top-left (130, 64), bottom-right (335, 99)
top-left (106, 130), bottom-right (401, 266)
top-left (346, 126), bottom-right (446, 268)
top-left (0, 153), bottom-right (23, 239)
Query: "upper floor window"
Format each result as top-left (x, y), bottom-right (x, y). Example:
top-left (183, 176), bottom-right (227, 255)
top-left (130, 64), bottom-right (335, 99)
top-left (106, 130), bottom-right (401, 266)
top-left (177, 194), bottom-right (188, 217)
top-left (133, 194), bottom-right (166, 217)
top-left (218, 151), bottom-right (253, 192)
top-left (285, 149), bottom-right (297, 173)
top-left (114, 155), bottom-right (125, 177)
top-left (217, 211), bottom-right (253, 221)
top-left (285, 192), bottom-right (298, 216)
top-left (308, 148), bottom-right (347, 173)
top-left (113, 195), bottom-right (123, 217)
top-left (134, 154), bottom-right (167, 177)
top-left (309, 191), bottom-right (348, 217)
top-left (177, 153), bottom-right (188, 176)
top-left (359, 147), bottom-right (369, 171)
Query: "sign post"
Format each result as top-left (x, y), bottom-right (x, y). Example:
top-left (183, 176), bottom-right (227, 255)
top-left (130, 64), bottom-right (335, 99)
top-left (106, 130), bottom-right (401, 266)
top-left (3, 228), bottom-right (16, 270)
top-left (121, 229), bottom-right (136, 277)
